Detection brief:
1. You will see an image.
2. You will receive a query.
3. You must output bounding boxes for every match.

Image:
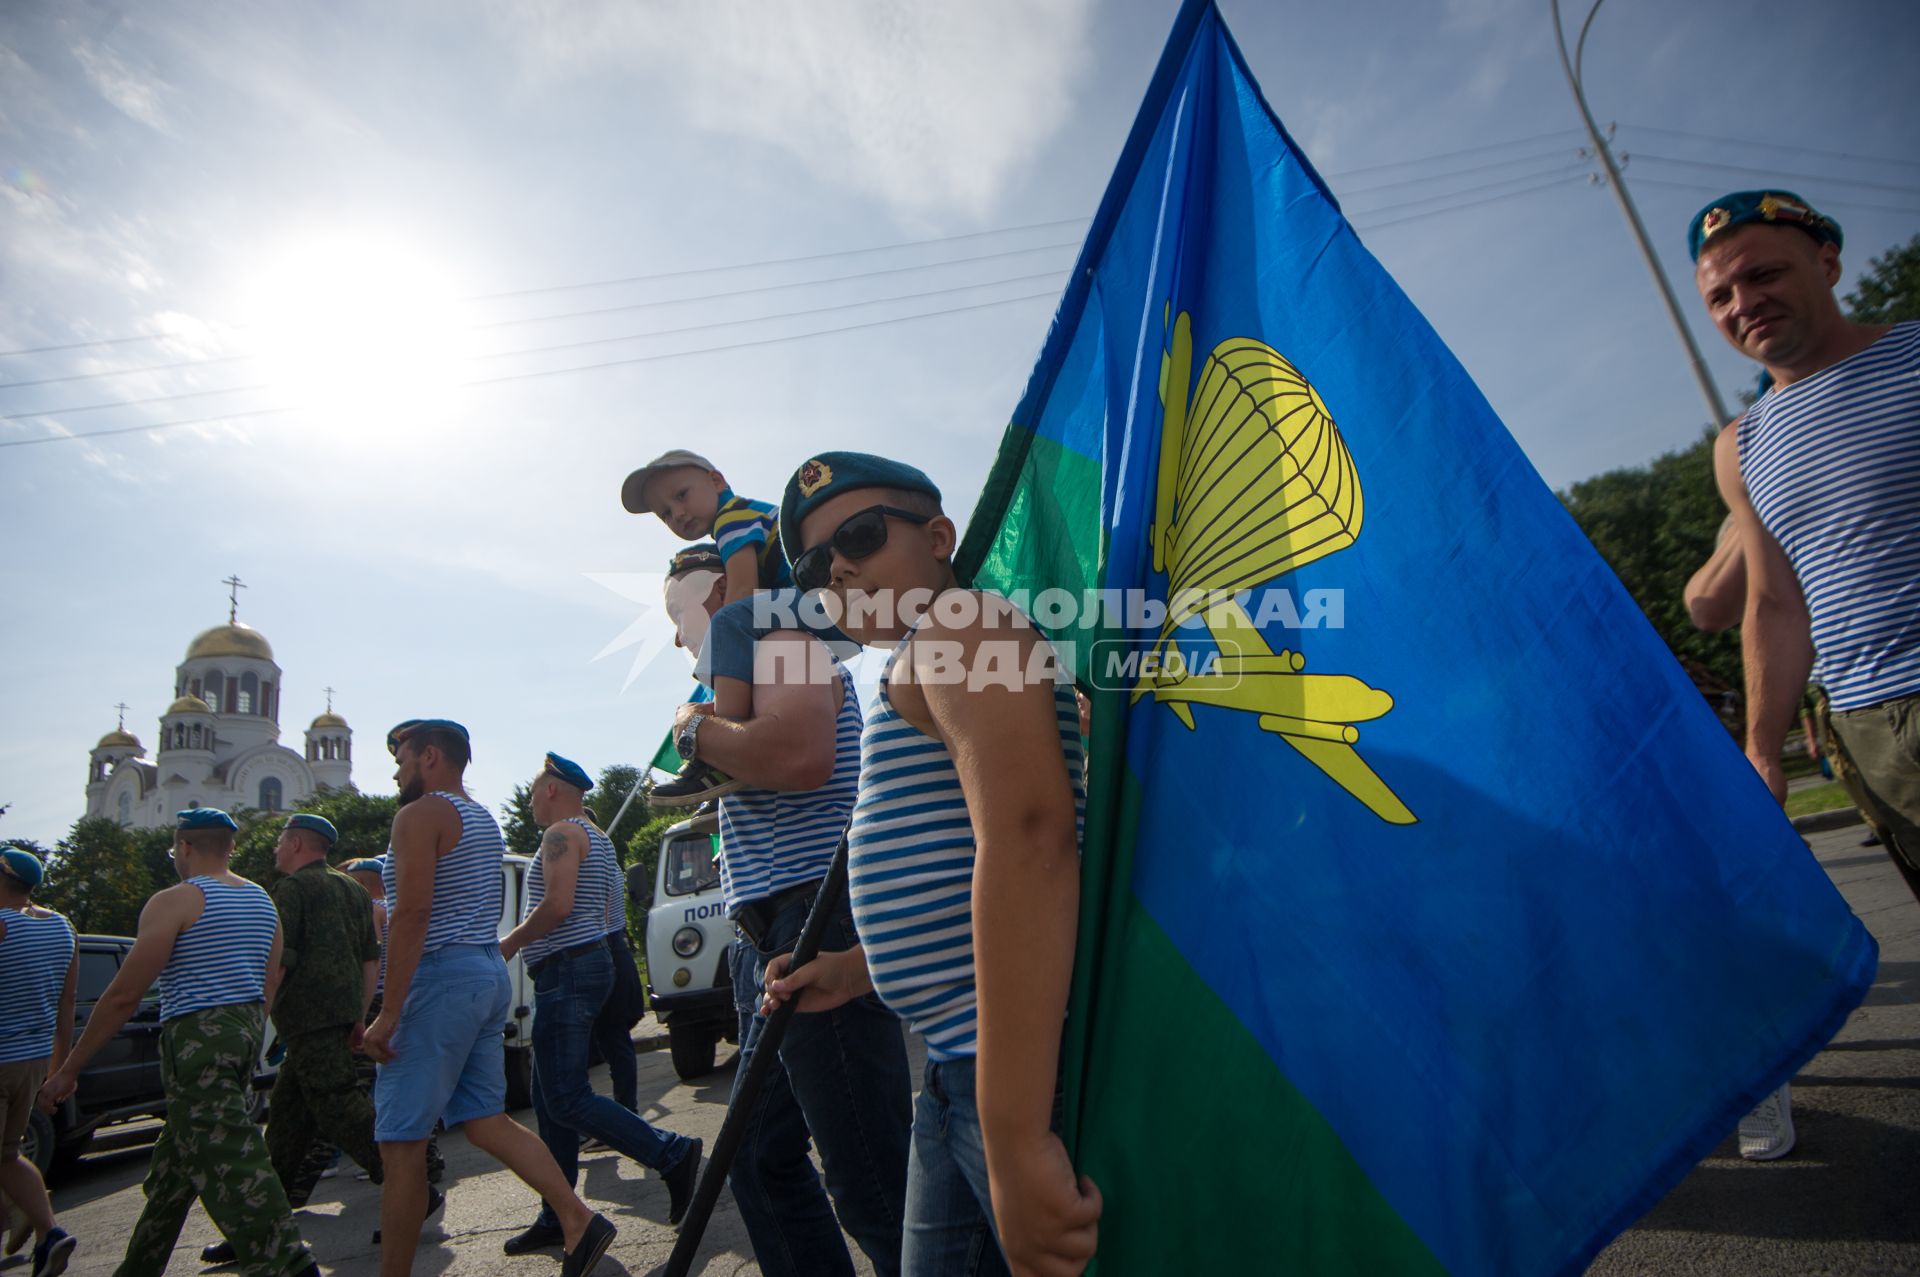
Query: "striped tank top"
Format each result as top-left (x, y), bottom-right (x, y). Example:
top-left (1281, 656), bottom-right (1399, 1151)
top-left (717, 663), bottom-right (860, 912)
top-left (847, 610), bottom-right (1086, 1061)
top-left (523, 818), bottom-right (618, 963)
top-left (603, 836), bottom-right (629, 938)
top-left (159, 878), bottom-right (278, 1021)
top-left (0, 907), bottom-right (76, 1062)
top-left (1739, 321), bottom-right (1920, 710)
top-left (384, 791), bottom-right (505, 953)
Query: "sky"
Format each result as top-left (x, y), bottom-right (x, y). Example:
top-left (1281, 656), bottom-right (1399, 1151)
top-left (3, 0), bottom-right (1917, 847)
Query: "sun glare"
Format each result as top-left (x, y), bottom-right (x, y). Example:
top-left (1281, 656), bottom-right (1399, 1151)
top-left (241, 235), bottom-right (474, 433)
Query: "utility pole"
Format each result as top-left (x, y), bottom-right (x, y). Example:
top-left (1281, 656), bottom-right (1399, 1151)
top-left (1552, 0), bottom-right (1731, 426)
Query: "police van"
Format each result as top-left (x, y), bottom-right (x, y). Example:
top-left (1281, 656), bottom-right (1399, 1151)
top-left (638, 819), bottom-right (735, 1081)
top-left (500, 852), bottom-right (536, 1108)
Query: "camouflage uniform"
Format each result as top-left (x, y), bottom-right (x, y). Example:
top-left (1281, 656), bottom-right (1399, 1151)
top-left (116, 1003), bottom-right (313, 1277)
top-left (265, 860), bottom-right (383, 1200)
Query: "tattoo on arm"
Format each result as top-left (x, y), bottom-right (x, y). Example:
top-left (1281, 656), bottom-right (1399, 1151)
top-left (539, 824), bottom-right (574, 860)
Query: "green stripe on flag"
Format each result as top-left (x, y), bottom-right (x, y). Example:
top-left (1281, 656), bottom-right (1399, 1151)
top-left (1075, 779), bottom-right (1446, 1276)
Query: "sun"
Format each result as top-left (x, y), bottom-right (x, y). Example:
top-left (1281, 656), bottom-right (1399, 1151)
top-left (240, 234), bottom-right (474, 433)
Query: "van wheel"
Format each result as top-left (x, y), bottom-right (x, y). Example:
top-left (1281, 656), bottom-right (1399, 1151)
top-left (669, 1026), bottom-right (717, 1081)
top-left (504, 1044), bottom-right (534, 1111)
top-left (21, 1108), bottom-right (55, 1177)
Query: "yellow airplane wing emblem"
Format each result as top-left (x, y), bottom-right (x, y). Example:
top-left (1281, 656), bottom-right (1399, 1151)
top-left (1134, 308), bottom-right (1416, 825)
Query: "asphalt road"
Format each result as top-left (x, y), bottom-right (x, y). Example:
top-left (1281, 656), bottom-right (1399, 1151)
top-left (22, 820), bottom-right (1917, 1276)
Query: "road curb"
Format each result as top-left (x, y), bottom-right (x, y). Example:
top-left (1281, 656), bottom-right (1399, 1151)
top-left (634, 1029), bottom-right (669, 1054)
top-left (1792, 806), bottom-right (1864, 834)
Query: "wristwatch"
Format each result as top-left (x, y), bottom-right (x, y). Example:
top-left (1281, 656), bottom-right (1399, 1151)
top-left (675, 711), bottom-right (706, 762)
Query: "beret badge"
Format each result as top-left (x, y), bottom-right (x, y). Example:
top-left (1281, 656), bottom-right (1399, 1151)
top-left (797, 459), bottom-right (834, 498)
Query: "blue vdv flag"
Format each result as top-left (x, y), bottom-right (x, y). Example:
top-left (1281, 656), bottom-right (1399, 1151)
top-left (955, 2), bottom-right (1878, 1272)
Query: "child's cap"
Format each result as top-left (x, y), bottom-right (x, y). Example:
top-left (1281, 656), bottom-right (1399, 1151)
top-left (621, 450), bottom-right (717, 515)
top-left (780, 452), bottom-right (941, 563)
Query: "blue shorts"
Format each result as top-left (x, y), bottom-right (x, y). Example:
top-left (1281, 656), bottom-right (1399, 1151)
top-left (374, 942), bottom-right (511, 1141)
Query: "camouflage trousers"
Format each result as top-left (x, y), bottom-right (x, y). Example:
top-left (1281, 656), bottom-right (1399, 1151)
top-left (266, 1027), bottom-right (382, 1199)
top-left (114, 1003), bottom-right (312, 1277)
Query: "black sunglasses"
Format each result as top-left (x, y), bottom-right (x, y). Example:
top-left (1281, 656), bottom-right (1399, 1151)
top-left (793, 505), bottom-right (931, 592)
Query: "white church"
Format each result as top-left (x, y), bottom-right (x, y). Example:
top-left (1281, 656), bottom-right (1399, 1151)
top-left (85, 596), bottom-right (354, 828)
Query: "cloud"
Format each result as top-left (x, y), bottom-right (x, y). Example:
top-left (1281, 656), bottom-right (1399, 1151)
top-left (487, 0), bottom-right (1098, 220)
top-left (70, 40), bottom-right (171, 132)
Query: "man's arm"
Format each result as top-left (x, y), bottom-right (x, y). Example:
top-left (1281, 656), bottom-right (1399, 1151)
top-left (902, 596), bottom-right (1100, 1277)
top-left (1714, 422), bottom-right (1815, 803)
top-left (501, 823), bottom-right (583, 960)
top-left (676, 631), bottom-right (841, 791)
top-left (1683, 516), bottom-right (1747, 634)
top-left (41, 887), bottom-right (193, 1102)
top-left (264, 919), bottom-right (286, 1012)
top-left (364, 798), bottom-right (452, 1061)
top-left (52, 942), bottom-right (78, 1070)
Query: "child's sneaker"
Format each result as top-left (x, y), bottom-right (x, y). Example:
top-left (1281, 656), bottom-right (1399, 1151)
top-left (651, 762), bottom-right (745, 807)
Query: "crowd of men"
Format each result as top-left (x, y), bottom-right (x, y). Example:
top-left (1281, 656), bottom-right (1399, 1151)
top-left (0, 184), bottom-right (1913, 1277)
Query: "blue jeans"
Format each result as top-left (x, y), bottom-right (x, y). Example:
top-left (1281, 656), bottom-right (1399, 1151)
top-left (904, 1058), bottom-right (1009, 1277)
top-left (529, 943), bottom-right (693, 1228)
top-left (728, 891), bottom-right (911, 1277)
top-left (591, 930), bottom-right (641, 1112)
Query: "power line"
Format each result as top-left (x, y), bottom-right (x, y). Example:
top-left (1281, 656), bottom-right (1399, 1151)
top-left (1334, 143), bottom-right (1585, 198)
top-left (1342, 162), bottom-right (1593, 219)
top-left (1353, 172), bottom-right (1590, 233)
top-left (0, 289), bottom-right (1061, 451)
top-left (0, 238), bottom-right (1082, 391)
top-left (1320, 128), bottom-right (1585, 181)
top-left (1626, 152), bottom-right (1920, 198)
top-left (1622, 175), bottom-right (1920, 219)
top-left (1619, 123), bottom-right (1920, 172)
top-left (0, 269), bottom-right (1070, 424)
top-left (0, 217), bottom-right (1092, 359)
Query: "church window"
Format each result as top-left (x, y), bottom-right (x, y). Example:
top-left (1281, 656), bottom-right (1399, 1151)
top-left (117, 792), bottom-right (132, 826)
top-left (204, 686), bottom-right (220, 713)
top-left (239, 672), bottom-right (258, 714)
top-left (259, 777), bottom-right (284, 811)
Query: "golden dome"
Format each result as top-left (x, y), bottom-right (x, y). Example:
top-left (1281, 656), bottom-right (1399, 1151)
top-left (167, 694), bottom-right (214, 715)
top-left (185, 623), bottom-right (274, 662)
top-left (96, 729), bottom-right (141, 749)
top-left (310, 711), bottom-right (348, 729)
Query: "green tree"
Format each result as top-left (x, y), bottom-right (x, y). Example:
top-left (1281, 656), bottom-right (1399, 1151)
top-left (500, 783), bottom-right (539, 858)
top-left (232, 786), bottom-right (401, 884)
top-left (1845, 234), bottom-right (1920, 324)
top-left (1559, 429), bottom-right (1744, 694)
top-left (37, 818), bottom-right (169, 936)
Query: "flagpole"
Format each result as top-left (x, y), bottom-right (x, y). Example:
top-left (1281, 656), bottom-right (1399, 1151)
top-left (1551, 0), bottom-right (1731, 427)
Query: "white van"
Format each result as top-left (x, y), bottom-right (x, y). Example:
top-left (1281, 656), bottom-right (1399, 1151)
top-left (500, 853), bottom-right (536, 1109)
top-left (639, 820), bottom-right (736, 1081)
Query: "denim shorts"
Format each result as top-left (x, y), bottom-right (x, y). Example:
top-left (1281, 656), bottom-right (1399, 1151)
top-left (374, 942), bottom-right (511, 1141)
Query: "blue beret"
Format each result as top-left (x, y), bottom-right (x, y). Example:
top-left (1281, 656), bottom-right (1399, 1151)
top-left (387, 718), bottom-right (469, 756)
top-left (341, 856), bottom-right (386, 875)
top-left (0, 847), bottom-right (44, 891)
top-left (284, 813), bottom-right (338, 845)
top-left (668, 543), bottom-right (725, 577)
top-left (542, 752), bottom-right (593, 791)
top-left (176, 807), bottom-right (239, 833)
top-left (1689, 190), bottom-right (1841, 262)
top-left (780, 452), bottom-right (941, 563)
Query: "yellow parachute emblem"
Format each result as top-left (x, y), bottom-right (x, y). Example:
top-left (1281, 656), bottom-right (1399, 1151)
top-left (1136, 308), bottom-right (1415, 825)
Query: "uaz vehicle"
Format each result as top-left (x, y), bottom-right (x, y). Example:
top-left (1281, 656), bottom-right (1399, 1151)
top-left (639, 820), bottom-right (735, 1081)
top-left (22, 934), bottom-right (278, 1181)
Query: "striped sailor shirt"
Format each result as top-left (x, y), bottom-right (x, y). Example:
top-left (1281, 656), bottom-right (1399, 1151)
top-left (712, 488), bottom-right (792, 590)
top-left (158, 878), bottom-right (278, 1021)
top-left (385, 791), bottom-right (506, 954)
top-left (846, 608), bottom-right (1086, 1061)
top-left (522, 817), bottom-right (618, 964)
top-left (716, 663), bottom-right (860, 913)
top-left (1739, 321), bottom-right (1920, 710)
top-left (0, 906), bottom-right (76, 1062)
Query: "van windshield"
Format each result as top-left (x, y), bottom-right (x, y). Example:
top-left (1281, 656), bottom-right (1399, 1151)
top-left (662, 833), bottom-right (720, 898)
